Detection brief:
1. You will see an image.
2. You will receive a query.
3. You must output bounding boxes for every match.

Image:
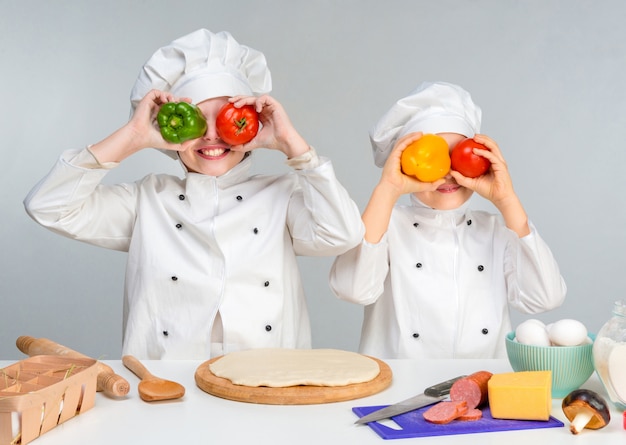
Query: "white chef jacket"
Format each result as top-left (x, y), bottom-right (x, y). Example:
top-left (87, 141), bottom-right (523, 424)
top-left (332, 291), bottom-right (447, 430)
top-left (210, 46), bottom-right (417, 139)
top-left (24, 148), bottom-right (364, 359)
top-left (329, 194), bottom-right (566, 359)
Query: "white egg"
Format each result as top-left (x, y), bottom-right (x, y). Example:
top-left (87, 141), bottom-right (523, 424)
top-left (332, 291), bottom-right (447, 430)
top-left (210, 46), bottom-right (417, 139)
top-left (548, 319), bottom-right (588, 346)
top-left (524, 319), bottom-right (546, 328)
top-left (515, 319), bottom-right (551, 346)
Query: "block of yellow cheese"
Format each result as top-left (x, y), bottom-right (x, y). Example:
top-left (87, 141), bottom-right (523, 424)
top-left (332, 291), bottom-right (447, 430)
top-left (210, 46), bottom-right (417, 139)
top-left (487, 370), bottom-right (552, 421)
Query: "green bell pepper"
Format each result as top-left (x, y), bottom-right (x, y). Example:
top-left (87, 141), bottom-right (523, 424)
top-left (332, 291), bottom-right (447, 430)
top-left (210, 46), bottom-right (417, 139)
top-left (156, 102), bottom-right (207, 143)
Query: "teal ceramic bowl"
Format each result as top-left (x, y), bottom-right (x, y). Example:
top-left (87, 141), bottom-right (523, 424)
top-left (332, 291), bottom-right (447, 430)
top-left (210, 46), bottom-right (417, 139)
top-left (505, 331), bottom-right (595, 398)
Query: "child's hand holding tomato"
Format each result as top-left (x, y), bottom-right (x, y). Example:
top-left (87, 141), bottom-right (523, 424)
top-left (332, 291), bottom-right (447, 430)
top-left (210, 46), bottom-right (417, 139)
top-left (450, 134), bottom-right (518, 210)
top-left (450, 138), bottom-right (491, 178)
top-left (223, 95), bottom-right (310, 159)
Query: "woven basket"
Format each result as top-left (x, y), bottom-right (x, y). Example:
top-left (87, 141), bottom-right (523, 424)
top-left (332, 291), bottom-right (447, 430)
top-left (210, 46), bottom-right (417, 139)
top-left (0, 355), bottom-right (98, 445)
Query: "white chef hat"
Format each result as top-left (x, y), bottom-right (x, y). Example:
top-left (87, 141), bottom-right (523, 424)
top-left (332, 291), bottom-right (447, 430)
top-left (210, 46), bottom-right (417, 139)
top-left (130, 29), bottom-right (272, 159)
top-left (369, 81), bottom-right (481, 167)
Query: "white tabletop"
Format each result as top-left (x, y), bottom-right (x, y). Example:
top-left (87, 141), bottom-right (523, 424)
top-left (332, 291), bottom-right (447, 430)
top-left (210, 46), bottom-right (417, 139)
top-left (2, 358), bottom-right (624, 444)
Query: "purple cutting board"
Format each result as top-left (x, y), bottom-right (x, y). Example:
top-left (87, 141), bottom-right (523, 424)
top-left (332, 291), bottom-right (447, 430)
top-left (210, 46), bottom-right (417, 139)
top-left (353, 405), bottom-right (564, 439)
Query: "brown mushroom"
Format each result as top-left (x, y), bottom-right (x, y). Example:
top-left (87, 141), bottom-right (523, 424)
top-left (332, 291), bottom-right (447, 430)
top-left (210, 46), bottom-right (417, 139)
top-left (562, 389), bottom-right (611, 434)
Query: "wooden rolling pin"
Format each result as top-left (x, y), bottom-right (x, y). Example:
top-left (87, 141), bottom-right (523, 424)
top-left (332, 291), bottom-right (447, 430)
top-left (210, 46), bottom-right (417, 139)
top-left (16, 335), bottom-right (130, 398)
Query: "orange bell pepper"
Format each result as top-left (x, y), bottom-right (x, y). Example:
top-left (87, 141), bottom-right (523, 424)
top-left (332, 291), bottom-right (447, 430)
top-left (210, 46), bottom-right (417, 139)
top-left (400, 134), bottom-right (450, 182)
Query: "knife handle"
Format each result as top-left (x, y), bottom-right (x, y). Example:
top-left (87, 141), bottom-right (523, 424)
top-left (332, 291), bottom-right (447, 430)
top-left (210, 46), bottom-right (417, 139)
top-left (424, 375), bottom-right (466, 397)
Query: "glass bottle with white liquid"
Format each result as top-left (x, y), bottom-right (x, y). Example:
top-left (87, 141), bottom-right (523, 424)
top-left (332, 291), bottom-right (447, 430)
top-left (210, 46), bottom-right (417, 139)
top-left (593, 300), bottom-right (626, 410)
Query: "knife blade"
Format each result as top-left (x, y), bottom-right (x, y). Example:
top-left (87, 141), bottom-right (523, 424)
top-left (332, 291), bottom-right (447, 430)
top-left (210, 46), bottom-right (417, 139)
top-left (354, 375), bottom-right (466, 424)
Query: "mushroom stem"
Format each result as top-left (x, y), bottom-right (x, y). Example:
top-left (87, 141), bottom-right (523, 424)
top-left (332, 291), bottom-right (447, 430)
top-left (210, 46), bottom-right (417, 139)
top-left (570, 407), bottom-right (594, 434)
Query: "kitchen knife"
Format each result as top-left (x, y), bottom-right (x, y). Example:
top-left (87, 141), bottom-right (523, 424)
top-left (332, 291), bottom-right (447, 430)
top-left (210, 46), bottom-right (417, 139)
top-left (354, 375), bottom-right (466, 424)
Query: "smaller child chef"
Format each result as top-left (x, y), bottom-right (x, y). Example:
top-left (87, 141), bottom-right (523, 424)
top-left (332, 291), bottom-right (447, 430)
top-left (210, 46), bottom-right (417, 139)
top-left (330, 81), bottom-right (566, 359)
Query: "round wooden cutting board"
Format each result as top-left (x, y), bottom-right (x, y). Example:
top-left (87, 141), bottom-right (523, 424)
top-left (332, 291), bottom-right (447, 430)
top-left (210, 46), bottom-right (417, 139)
top-left (195, 355), bottom-right (392, 405)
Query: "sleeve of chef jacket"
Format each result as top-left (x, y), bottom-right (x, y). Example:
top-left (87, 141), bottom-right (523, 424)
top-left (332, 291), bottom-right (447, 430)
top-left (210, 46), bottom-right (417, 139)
top-left (328, 235), bottom-right (390, 305)
top-left (23, 148), bottom-right (136, 252)
top-left (285, 149), bottom-right (364, 256)
top-left (505, 221), bottom-right (567, 314)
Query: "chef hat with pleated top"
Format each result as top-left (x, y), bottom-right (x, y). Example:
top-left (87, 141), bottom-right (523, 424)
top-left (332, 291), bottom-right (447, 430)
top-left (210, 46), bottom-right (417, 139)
top-left (369, 81), bottom-right (482, 167)
top-left (131, 29), bottom-right (271, 108)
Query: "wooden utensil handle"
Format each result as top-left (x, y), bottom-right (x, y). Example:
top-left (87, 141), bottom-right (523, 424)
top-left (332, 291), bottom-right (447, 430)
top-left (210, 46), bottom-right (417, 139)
top-left (122, 355), bottom-right (153, 380)
top-left (97, 371), bottom-right (131, 397)
top-left (16, 335), bottom-right (130, 397)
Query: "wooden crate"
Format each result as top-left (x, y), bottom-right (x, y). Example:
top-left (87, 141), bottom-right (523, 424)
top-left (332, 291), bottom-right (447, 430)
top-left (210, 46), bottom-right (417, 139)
top-left (0, 355), bottom-right (98, 445)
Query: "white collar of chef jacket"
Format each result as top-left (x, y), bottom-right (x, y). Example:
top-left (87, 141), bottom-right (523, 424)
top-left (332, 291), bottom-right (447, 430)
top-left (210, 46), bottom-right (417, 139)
top-left (410, 193), bottom-right (471, 226)
top-left (181, 151), bottom-right (254, 188)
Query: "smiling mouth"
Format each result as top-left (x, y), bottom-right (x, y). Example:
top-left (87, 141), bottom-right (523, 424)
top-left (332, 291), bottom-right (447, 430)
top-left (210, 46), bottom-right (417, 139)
top-left (198, 147), bottom-right (229, 158)
top-left (437, 184), bottom-right (460, 193)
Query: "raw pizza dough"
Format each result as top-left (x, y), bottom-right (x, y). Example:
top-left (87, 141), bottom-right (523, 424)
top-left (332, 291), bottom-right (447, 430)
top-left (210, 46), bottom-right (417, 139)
top-left (208, 348), bottom-right (380, 387)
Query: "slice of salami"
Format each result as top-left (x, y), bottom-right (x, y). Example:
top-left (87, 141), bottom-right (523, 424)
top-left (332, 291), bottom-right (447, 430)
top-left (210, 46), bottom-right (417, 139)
top-left (449, 370), bottom-right (492, 409)
top-left (423, 400), bottom-right (468, 424)
top-left (458, 408), bottom-right (483, 421)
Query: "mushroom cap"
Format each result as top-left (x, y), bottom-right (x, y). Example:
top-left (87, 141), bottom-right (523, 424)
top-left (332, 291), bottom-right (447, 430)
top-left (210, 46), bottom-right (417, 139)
top-left (562, 389), bottom-right (611, 429)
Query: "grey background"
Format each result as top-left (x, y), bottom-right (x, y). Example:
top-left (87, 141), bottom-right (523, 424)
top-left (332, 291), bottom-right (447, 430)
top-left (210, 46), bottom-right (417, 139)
top-left (2, 0), bottom-right (624, 359)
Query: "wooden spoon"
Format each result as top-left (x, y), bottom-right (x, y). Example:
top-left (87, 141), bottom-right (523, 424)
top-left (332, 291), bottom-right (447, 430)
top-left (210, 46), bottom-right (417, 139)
top-left (122, 355), bottom-right (185, 402)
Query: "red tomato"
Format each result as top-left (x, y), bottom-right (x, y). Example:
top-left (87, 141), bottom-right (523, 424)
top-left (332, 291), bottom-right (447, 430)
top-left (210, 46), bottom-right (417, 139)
top-left (450, 138), bottom-right (491, 178)
top-left (215, 103), bottom-right (260, 145)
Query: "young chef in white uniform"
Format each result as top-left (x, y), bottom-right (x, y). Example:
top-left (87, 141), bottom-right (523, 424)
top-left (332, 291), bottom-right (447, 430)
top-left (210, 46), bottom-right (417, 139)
top-left (329, 81), bottom-right (566, 359)
top-left (24, 29), bottom-right (364, 360)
